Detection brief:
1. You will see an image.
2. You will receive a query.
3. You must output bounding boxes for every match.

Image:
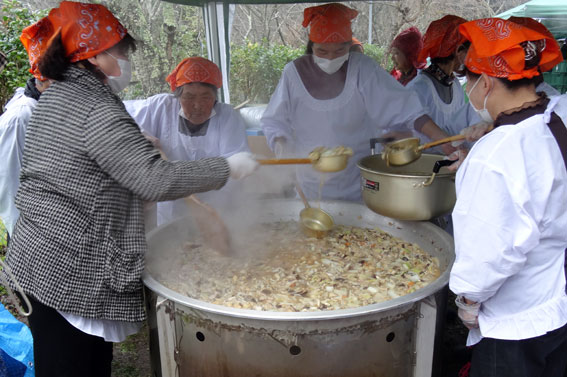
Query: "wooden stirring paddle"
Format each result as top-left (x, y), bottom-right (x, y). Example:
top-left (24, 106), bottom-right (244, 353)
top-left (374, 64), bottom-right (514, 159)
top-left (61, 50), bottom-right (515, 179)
top-left (183, 195), bottom-right (232, 256)
top-left (157, 148), bottom-right (232, 256)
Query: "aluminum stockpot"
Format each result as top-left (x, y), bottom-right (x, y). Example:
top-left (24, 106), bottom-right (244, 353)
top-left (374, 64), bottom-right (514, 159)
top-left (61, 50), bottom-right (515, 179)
top-left (143, 199), bottom-right (455, 377)
top-left (357, 154), bottom-right (456, 221)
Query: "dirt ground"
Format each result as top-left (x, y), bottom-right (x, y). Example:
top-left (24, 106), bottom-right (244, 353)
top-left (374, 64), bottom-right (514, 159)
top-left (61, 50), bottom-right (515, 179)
top-left (0, 293), bottom-right (152, 377)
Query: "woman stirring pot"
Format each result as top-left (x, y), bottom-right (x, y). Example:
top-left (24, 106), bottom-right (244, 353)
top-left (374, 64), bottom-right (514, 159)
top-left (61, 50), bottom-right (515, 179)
top-left (261, 2), bottom-right (455, 202)
top-left (2, 2), bottom-right (258, 376)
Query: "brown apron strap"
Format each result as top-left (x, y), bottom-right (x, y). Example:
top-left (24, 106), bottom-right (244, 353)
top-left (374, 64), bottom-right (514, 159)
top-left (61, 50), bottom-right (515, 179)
top-left (546, 112), bottom-right (567, 290)
top-left (547, 113), bottom-right (567, 171)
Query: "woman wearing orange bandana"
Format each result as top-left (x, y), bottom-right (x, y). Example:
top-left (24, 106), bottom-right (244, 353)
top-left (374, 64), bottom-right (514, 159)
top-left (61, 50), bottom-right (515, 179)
top-left (448, 18), bottom-right (567, 377)
top-left (125, 57), bottom-right (250, 225)
top-left (261, 2), bottom-right (454, 202)
top-left (2, 2), bottom-right (258, 376)
top-left (406, 15), bottom-right (483, 151)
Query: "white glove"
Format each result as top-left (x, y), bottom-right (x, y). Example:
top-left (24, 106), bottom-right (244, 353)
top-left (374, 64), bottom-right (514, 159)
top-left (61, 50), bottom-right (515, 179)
top-left (227, 152), bottom-right (259, 179)
top-left (455, 295), bottom-right (480, 329)
top-left (460, 121), bottom-right (493, 142)
top-left (444, 149), bottom-right (468, 172)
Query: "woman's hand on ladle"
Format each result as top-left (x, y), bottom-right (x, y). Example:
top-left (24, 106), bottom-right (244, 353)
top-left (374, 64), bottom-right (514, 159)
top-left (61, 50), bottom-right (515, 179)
top-left (445, 148), bottom-right (468, 172)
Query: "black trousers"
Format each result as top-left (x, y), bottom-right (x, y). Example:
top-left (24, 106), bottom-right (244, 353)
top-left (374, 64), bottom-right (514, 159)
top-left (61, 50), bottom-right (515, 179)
top-left (26, 296), bottom-right (113, 377)
top-left (470, 321), bottom-right (567, 377)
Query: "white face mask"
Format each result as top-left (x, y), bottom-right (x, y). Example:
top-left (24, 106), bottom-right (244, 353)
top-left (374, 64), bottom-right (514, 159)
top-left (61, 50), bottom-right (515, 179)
top-left (466, 75), bottom-right (493, 123)
top-left (312, 53), bottom-right (349, 75)
top-left (105, 52), bottom-right (132, 93)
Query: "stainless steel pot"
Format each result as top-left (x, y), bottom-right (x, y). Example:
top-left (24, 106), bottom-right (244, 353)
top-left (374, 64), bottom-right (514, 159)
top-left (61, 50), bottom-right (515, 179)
top-left (143, 199), bottom-right (455, 377)
top-left (357, 154), bottom-right (456, 221)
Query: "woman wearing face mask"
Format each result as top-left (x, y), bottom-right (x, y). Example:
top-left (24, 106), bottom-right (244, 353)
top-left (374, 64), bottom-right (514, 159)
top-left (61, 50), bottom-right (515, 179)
top-left (406, 15), bottom-right (484, 151)
top-left (448, 18), bottom-right (567, 377)
top-left (2, 2), bottom-right (258, 376)
top-left (261, 2), bottom-right (454, 202)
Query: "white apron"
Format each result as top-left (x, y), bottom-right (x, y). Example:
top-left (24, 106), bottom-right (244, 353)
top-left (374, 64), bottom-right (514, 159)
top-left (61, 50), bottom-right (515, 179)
top-left (262, 53), bottom-right (427, 201)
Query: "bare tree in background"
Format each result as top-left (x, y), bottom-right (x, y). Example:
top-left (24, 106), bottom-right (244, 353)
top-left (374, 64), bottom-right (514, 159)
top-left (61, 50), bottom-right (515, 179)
top-left (231, 0), bottom-right (527, 48)
top-left (13, 0), bottom-right (529, 98)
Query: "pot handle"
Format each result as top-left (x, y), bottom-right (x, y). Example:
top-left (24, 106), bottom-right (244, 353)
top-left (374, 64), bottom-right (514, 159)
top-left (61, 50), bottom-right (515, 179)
top-left (432, 159), bottom-right (458, 174)
top-left (370, 137), bottom-right (395, 155)
top-left (422, 159), bottom-right (458, 187)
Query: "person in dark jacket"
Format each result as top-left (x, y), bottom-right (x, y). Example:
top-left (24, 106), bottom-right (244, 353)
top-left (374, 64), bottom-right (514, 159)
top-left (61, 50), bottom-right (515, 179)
top-left (2, 2), bottom-right (258, 376)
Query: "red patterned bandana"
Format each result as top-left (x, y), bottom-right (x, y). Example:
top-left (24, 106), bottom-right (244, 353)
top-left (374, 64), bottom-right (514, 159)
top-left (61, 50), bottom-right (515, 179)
top-left (48, 1), bottom-right (127, 63)
top-left (419, 15), bottom-right (467, 62)
top-left (302, 3), bottom-right (358, 44)
top-left (20, 16), bottom-right (56, 80)
top-left (460, 18), bottom-right (563, 80)
top-left (166, 57), bottom-right (222, 91)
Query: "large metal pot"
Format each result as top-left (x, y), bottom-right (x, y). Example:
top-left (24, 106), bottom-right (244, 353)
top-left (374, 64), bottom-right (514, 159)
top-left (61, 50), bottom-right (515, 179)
top-left (357, 154), bottom-right (456, 221)
top-left (143, 199), bottom-right (454, 377)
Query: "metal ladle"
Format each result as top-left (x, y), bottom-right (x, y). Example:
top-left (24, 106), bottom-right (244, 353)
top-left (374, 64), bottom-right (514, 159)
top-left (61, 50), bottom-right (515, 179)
top-left (382, 134), bottom-right (466, 166)
top-left (295, 184), bottom-right (334, 238)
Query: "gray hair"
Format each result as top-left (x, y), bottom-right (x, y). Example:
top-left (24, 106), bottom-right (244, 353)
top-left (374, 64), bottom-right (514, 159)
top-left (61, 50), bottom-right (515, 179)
top-left (173, 83), bottom-right (218, 99)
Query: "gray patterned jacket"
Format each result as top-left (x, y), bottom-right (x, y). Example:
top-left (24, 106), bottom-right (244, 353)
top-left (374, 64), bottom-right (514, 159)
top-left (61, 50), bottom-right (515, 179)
top-left (5, 66), bottom-right (230, 322)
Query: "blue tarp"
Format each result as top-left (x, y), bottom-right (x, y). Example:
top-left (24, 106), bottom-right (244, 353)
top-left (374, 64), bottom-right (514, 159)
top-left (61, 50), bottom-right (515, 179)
top-left (0, 304), bottom-right (34, 377)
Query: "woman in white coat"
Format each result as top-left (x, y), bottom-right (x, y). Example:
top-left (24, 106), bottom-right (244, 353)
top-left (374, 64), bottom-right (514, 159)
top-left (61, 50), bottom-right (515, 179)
top-left (261, 3), bottom-right (454, 202)
top-left (406, 15), bottom-right (481, 147)
top-left (125, 57), bottom-right (250, 225)
top-left (449, 18), bottom-right (567, 377)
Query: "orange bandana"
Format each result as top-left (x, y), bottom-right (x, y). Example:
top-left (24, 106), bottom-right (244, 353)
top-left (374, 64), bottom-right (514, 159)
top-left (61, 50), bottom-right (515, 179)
top-left (508, 17), bottom-right (563, 73)
top-left (459, 18), bottom-right (563, 80)
top-left (20, 16), bottom-right (56, 80)
top-left (391, 26), bottom-right (426, 70)
top-left (47, 1), bottom-right (127, 63)
top-left (419, 15), bottom-right (467, 62)
top-left (166, 57), bottom-right (222, 91)
top-left (302, 3), bottom-right (358, 44)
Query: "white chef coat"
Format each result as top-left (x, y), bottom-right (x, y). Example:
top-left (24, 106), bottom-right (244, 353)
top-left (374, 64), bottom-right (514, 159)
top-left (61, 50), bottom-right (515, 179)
top-left (549, 93), bottom-right (567, 125)
top-left (406, 71), bottom-right (480, 144)
top-left (0, 88), bottom-right (37, 235)
top-left (450, 97), bottom-right (567, 346)
top-left (261, 52), bottom-right (428, 201)
top-left (125, 94), bottom-right (250, 225)
top-left (537, 81), bottom-right (560, 97)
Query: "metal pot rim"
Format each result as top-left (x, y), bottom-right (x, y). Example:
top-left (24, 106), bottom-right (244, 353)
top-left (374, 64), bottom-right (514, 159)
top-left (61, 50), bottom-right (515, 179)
top-left (142, 266), bottom-right (451, 321)
top-left (357, 155), bottom-right (456, 179)
top-left (142, 200), bottom-right (454, 322)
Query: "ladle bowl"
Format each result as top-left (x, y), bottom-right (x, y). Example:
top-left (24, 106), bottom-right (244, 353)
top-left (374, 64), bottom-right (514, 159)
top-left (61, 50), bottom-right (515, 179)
top-left (382, 135), bottom-right (465, 166)
top-left (299, 207), bottom-right (335, 238)
top-left (295, 184), bottom-right (334, 238)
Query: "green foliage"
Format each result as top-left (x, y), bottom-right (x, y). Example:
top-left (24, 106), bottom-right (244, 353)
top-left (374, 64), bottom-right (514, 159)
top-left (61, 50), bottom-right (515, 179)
top-left (363, 44), bottom-right (393, 72)
top-left (104, 0), bottom-right (206, 100)
top-left (230, 40), bottom-right (302, 104)
top-left (0, 221), bottom-right (6, 251)
top-left (0, 1), bottom-right (46, 111)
